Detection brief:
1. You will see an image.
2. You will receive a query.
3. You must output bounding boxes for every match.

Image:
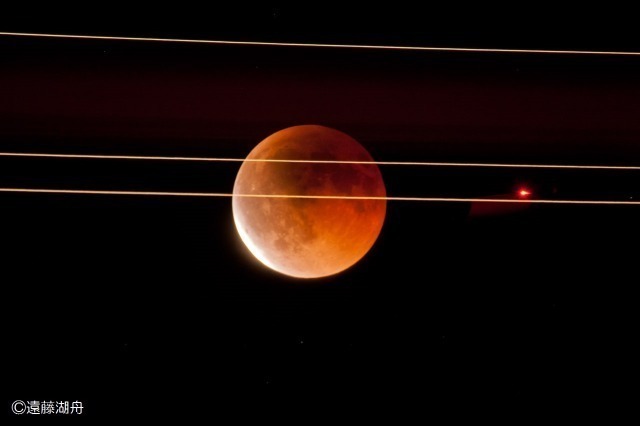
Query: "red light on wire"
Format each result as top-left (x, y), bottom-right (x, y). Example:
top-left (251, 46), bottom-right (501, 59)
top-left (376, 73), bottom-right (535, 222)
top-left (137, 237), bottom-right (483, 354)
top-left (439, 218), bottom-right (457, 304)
top-left (518, 188), bottom-right (531, 198)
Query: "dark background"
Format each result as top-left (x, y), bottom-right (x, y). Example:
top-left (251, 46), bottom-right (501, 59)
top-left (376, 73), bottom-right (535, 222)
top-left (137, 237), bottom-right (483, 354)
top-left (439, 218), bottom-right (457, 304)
top-left (2, 6), bottom-right (638, 419)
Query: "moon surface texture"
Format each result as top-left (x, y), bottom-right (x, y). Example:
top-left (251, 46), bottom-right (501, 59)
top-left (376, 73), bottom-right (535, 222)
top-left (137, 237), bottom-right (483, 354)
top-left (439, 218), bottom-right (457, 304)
top-left (232, 125), bottom-right (387, 279)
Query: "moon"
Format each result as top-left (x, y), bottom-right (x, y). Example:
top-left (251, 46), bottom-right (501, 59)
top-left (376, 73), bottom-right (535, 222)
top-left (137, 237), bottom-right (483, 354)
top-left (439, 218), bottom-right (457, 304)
top-left (232, 125), bottom-right (386, 279)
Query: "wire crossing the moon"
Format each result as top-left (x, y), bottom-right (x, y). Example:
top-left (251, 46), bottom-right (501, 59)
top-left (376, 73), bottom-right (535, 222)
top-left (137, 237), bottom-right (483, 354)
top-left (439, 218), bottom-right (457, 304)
top-left (1, 187), bottom-right (640, 205)
top-left (1, 152), bottom-right (639, 170)
top-left (2, 150), bottom-right (639, 205)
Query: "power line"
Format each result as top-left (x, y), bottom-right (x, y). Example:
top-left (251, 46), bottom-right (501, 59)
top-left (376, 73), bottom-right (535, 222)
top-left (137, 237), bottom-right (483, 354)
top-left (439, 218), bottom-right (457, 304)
top-left (1, 187), bottom-right (638, 204)
top-left (1, 32), bottom-right (640, 56)
top-left (1, 151), bottom-right (639, 170)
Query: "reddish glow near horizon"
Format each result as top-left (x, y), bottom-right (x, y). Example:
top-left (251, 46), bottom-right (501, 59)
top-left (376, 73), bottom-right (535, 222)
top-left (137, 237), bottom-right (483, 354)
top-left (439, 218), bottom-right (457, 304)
top-left (518, 189), bottom-right (532, 197)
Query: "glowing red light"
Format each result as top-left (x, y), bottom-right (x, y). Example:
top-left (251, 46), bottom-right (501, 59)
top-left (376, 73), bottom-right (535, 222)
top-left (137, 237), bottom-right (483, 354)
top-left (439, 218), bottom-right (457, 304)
top-left (518, 189), bottom-right (531, 197)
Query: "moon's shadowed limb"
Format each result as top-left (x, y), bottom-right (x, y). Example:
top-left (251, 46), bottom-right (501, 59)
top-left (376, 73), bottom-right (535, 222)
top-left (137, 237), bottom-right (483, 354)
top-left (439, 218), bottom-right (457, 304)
top-left (233, 125), bottom-right (386, 278)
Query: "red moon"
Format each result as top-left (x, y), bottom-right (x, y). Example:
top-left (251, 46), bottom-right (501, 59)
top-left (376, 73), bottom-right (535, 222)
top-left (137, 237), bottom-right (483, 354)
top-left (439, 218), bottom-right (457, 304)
top-left (232, 125), bottom-right (386, 278)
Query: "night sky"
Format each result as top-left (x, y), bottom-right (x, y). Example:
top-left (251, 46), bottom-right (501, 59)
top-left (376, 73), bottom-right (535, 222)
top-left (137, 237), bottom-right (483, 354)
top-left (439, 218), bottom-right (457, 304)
top-left (2, 8), bottom-right (638, 419)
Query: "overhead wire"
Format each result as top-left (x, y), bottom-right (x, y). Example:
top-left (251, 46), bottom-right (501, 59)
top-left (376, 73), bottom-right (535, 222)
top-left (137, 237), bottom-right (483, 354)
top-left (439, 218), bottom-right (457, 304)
top-left (1, 152), bottom-right (639, 170)
top-left (2, 32), bottom-right (640, 56)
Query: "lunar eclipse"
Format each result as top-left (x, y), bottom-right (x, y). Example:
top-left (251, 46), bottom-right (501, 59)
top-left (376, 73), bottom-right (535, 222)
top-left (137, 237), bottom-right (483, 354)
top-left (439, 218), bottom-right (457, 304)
top-left (3, 16), bottom-right (638, 415)
top-left (232, 125), bottom-right (386, 278)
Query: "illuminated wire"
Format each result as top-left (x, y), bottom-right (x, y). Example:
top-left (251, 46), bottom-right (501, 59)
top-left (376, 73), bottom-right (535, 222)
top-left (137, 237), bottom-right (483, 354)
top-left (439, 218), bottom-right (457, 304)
top-left (1, 32), bottom-right (640, 56)
top-left (0, 187), bottom-right (638, 205)
top-left (2, 35), bottom-right (635, 202)
top-left (1, 151), bottom-right (639, 171)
